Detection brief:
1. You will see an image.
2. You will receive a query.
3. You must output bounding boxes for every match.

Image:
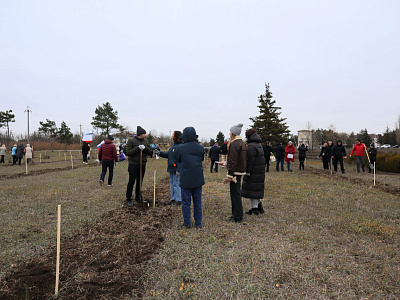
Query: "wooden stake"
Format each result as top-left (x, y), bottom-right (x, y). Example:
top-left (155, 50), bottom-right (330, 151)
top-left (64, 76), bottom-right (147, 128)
top-left (59, 150), bottom-right (61, 156)
top-left (71, 155), bottom-right (74, 169)
top-left (25, 158), bottom-right (28, 174)
top-left (373, 162), bottom-right (376, 186)
top-left (64, 153), bottom-right (66, 161)
top-left (69, 150), bottom-right (71, 156)
top-left (55, 205), bottom-right (61, 296)
top-left (153, 170), bottom-right (156, 208)
top-left (330, 157), bottom-right (333, 175)
top-left (40, 153), bottom-right (42, 163)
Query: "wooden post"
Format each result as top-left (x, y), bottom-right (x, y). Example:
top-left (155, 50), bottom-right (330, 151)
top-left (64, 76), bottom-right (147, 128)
top-left (373, 162), bottom-right (376, 186)
top-left (40, 153), bottom-right (42, 163)
top-left (330, 157), bottom-right (333, 175)
top-left (153, 170), bottom-right (156, 208)
top-left (55, 205), bottom-right (61, 296)
top-left (64, 153), bottom-right (66, 161)
top-left (25, 158), bottom-right (28, 174)
top-left (71, 155), bottom-right (74, 169)
top-left (59, 150), bottom-right (61, 156)
top-left (69, 150), bottom-right (71, 156)
top-left (45, 150), bottom-right (47, 156)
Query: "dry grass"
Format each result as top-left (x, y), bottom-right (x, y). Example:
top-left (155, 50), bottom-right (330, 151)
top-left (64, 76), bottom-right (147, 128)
top-left (142, 158), bottom-right (400, 299)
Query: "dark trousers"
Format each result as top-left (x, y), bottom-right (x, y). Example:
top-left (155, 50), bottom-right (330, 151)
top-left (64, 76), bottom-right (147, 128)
top-left (210, 160), bottom-right (218, 173)
top-left (126, 164), bottom-right (146, 201)
top-left (12, 155), bottom-right (17, 165)
top-left (18, 157), bottom-right (22, 165)
top-left (322, 156), bottom-right (330, 170)
top-left (181, 187), bottom-right (202, 227)
top-left (356, 156), bottom-right (365, 173)
top-left (276, 158), bottom-right (284, 171)
top-left (299, 157), bottom-right (305, 170)
top-left (230, 175), bottom-right (243, 220)
top-left (333, 156), bottom-right (345, 173)
top-left (83, 153), bottom-right (88, 163)
top-left (265, 158), bottom-right (270, 172)
top-left (100, 160), bottom-right (114, 185)
top-left (369, 158), bottom-right (376, 172)
top-left (0, 155), bottom-right (4, 163)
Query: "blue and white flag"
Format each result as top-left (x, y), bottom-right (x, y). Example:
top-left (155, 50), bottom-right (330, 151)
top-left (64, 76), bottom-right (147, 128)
top-left (82, 132), bottom-right (93, 142)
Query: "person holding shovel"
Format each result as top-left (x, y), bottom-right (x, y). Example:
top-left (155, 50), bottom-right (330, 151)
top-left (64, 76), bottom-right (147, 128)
top-left (368, 143), bottom-right (378, 173)
top-left (157, 130), bottom-right (183, 205)
top-left (125, 126), bottom-right (153, 207)
top-left (175, 127), bottom-right (205, 228)
top-left (349, 139), bottom-right (366, 173)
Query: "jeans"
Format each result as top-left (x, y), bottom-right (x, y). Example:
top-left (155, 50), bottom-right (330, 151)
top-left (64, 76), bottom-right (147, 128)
top-left (286, 161), bottom-right (293, 171)
top-left (126, 164), bottom-right (146, 201)
top-left (210, 160), bottom-right (218, 172)
top-left (170, 173), bottom-right (182, 202)
top-left (276, 158), bottom-right (284, 171)
top-left (181, 187), bottom-right (202, 227)
top-left (100, 160), bottom-right (114, 185)
top-left (230, 175), bottom-right (243, 220)
top-left (356, 156), bottom-right (365, 173)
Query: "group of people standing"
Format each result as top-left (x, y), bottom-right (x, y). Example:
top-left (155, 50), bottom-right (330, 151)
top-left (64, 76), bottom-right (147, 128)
top-left (0, 143), bottom-right (33, 165)
top-left (263, 140), bottom-right (308, 172)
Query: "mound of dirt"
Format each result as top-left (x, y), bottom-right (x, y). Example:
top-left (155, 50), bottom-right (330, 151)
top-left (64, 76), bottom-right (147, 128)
top-left (0, 179), bottom-right (178, 299)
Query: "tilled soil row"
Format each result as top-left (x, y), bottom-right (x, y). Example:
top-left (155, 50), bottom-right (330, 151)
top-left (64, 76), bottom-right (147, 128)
top-left (0, 178), bottom-right (178, 299)
top-left (305, 166), bottom-right (400, 196)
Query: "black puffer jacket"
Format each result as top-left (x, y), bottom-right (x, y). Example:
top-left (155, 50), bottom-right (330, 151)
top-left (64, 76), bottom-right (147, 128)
top-left (275, 143), bottom-right (285, 159)
top-left (332, 140), bottom-right (346, 157)
top-left (241, 133), bottom-right (265, 199)
top-left (298, 144), bottom-right (308, 159)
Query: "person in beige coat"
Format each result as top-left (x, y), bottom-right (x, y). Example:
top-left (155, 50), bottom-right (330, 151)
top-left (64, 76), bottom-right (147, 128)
top-left (0, 144), bottom-right (6, 163)
top-left (24, 144), bottom-right (33, 164)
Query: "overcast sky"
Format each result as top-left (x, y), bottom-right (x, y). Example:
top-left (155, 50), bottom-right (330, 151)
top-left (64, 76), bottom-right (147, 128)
top-left (1, 0), bottom-right (399, 141)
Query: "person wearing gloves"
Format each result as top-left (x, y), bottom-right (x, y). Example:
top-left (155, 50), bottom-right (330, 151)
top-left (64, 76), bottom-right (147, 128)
top-left (98, 135), bottom-right (119, 187)
top-left (222, 123), bottom-right (247, 223)
top-left (349, 139), bottom-right (366, 173)
top-left (332, 140), bottom-right (347, 173)
top-left (0, 144), bottom-right (6, 163)
top-left (241, 129), bottom-right (265, 216)
top-left (125, 126), bottom-right (153, 206)
top-left (175, 127), bottom-right (205, 228)
top-left (285, 141), bottom-right (296, 172)
top-left (157, 130), bottom-right (183, 205)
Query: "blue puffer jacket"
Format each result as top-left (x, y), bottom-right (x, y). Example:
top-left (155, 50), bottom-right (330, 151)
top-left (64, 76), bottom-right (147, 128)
top-left (176, 127), bottom-right (205, 189)
top-left (159, 140), bottom-right (183, 174)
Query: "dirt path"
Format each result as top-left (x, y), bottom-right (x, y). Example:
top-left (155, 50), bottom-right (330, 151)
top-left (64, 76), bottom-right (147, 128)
top-left (0, 179), bottom-right (179, 299)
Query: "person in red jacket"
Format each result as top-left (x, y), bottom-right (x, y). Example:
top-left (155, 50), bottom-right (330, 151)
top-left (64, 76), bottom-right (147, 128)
top-left (98, 135), bottom-right (119, 186)
top-left (350, 139), bottom-right (366, 173)
top-left (285, 141), bottom-right (296, 172)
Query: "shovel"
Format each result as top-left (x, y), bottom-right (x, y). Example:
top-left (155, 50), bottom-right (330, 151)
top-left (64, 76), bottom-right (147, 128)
top-left (139, 150), bottom-right (149, 207)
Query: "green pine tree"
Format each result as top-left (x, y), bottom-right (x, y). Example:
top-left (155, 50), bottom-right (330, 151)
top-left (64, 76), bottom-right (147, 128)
top-left (57, 121), bottom-right (73, 150)
top-left (249, 83), bottom-right (290, 146)
top-left (91, 102), bottom-right (124, 136)
top-left (357, 128), bottom-right (372, 146)
top-left (216, 131), bottom-right (225, 146)
top-left (38, 119), bottom-right (58, 151)
top-left (0, 109), bottom-right (15, 140)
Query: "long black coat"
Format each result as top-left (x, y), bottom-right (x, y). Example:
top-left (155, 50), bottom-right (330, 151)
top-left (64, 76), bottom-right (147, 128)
top-left (241, 133), bottom-right (265, 199)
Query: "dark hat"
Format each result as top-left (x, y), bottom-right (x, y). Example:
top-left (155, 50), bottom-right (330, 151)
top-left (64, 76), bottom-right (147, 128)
top-left (137, 126), bottom-right (146, 136)
top-left (245, 128), bottom-right (256, 139)
top-left (107, 135), bottom-right (114, 140)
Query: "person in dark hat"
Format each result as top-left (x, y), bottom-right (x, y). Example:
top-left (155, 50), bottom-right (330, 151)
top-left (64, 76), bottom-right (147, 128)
top-left (98, 135), bottom-right (119, 186)
top-left (368, 143), bottom-right (377, 173)
top-left (263, 140), bottom-right (273, 172)
top-left (125, 126), bottom-right (153, 206)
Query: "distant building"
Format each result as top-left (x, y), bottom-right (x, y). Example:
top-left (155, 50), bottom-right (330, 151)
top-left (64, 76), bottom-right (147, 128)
top-left (298, 130), bottom-right (312, 146)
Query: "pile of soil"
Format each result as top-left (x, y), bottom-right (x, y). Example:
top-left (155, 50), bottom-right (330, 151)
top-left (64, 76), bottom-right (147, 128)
top-left (0, 178), bottom-right (178, 299)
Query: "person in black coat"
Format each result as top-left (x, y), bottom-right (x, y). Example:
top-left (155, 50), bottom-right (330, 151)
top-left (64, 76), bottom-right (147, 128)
top-left (208, 143), bottom-right (221, 173)
top-left (220, 141), bottom-right (228, 162)
top-left (263, 141), bottom-right (273, 172)
top-left (16, 143), bottom-right (24, 165)
top-left (332, 140), bottom-right (347, 173)
top-left (368, 143), bottom-right (378, 173)
top-left (318, 143), bottom-right (331, 170)
top-left (275, 141), bottom-right (285, 171)
top-left (82, 142), bottom-right (90, 164)
top-left (297, 143), bottom-right (308, 170)
top-left (242, 129), bottom-right (265, 215)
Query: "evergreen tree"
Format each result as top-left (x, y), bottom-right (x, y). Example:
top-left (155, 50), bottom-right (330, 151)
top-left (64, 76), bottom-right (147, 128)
top-left (357, 128), bottom-right (372, 146)
top-left (0, 110), bottom-right (15, 140)
top-left (249, 83), bottom-right (290, 146)
top-left (216, 131), bottom-right (225, 146)
top-left (91, 102), bottom-right (124, 136)
top-left (38, 119), bottom-right (58, 151)
top-left (57, 121), bottom-right (73, 150)
top-left (209, 138), bottom-right (216, 146)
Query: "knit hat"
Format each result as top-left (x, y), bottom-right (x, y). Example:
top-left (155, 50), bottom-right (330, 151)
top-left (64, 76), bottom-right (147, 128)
top-left (288, 141), bottom-right (293, 145)
top-left (136, 126), bottom-right (146, 136)
top-left (107, 135), bottom-right (114, 140)
top-left (230, 123), bottom-right (243, 136)
top-left (245, 128), bottom-right (256, 139)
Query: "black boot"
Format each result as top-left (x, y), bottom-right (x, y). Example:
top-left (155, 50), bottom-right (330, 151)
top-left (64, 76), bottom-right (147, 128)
top-left (245, 208), bottom-right (259, 215)
top-left (258, 202), bottom-right (265, 214)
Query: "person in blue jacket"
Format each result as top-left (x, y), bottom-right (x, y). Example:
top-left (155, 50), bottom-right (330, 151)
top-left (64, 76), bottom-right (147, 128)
top-left (175, 127), bottom-right (205, 228)
top-left (157, 130), bottom-right (183, 205)
top-left (11, 144), bottom-right (17, 165)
